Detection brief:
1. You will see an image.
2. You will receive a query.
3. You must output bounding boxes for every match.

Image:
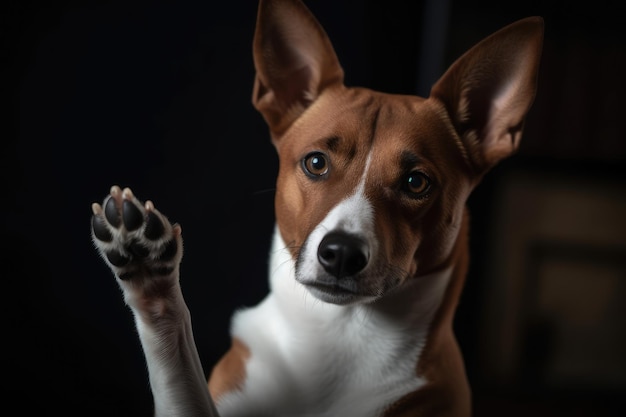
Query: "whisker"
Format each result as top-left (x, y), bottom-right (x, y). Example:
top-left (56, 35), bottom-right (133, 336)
top-left (251, 187), bottom-right (277, 197)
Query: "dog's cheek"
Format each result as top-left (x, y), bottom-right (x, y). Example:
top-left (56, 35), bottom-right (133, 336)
top-left (274, 173), bottom-right (303, 257)
top-left (413, 192), bottom-right (467, 274)
top-left (372, 202), bottom-right (421, 278)
top-left (275, 172), bottom-right (329, 258)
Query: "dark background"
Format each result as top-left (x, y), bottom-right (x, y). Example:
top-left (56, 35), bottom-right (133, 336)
top-left (4, 0), bottom-right (625, 415)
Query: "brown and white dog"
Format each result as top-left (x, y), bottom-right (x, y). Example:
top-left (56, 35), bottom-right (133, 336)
top-left (91, 0), bottom-right (543, 416)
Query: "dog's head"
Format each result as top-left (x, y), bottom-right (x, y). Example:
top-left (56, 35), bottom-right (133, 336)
top-left (252, 0), bottom-right (543, 305)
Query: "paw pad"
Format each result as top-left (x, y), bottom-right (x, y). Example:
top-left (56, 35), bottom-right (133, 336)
top-left (144, 211), bottom-right (165, 240)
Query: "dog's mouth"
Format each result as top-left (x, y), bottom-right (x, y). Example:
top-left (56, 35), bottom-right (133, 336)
top-left (305, 282), bottom-right (358, 304)
top-left (302, 279), bottom-right (375, 305)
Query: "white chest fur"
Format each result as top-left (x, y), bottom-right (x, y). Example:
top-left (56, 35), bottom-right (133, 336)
top-left (215, 229), bottom-right (452, 417)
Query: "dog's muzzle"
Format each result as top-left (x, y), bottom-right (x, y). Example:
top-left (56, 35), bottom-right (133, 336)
top-left (300, 230), bottom-right (372, 304)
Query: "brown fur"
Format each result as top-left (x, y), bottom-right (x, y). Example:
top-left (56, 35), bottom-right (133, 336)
top-left (209, 338), bottom-right (251, 402)
top-left (383, 210), bottom-right (472, 416)
top-left (207, 1), bottom-right (543, 415)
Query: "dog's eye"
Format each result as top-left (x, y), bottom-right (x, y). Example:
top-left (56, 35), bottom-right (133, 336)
top-left (403, 171), bottom-right (431, 197)
top-left (302, 152), bottom-right (329, 178)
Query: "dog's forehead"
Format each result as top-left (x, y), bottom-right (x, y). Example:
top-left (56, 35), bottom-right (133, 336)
top-left (315, 88), bottom-right (431, 136)
top-left (288, 87), bottom-right (461, 168)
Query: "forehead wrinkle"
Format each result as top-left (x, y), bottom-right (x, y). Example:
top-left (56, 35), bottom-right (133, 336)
top-left (355, 151), bottom-right (374, 198)
top-left (356, 100), bottom-right (382, 196)
top-left (400, 150), bottom-right (422, 172)
top-left (341, 89), bottom-right (380, 148)
top-left (325, 136), bottom-right (340, 152)
top-left (368, 105), bottom-right (381, 148)
top-left (316, 135), bottom-right (360, 168)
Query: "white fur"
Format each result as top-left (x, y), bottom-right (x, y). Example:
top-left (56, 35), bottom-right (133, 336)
top-left (216, 172), bottom-right (453, 417)
top-left (93, 146), bottom-right (452, 417)
top-left (296, 155), bottom-right (379, 304)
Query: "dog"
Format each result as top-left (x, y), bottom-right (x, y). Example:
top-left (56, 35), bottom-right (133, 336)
top-left (91, 0), bottom-right (543, 415)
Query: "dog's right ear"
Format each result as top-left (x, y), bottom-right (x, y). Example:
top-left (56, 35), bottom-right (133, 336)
top-left (252, 0), bottom-right (345, 140)
top-left (430, 17), bottom-right (544, 176)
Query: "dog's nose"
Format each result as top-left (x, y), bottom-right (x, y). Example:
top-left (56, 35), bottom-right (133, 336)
top-left (317, 231), bottom-right (369, 278)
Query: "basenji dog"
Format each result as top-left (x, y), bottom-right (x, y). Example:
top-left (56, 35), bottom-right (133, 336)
top-left (91, 0), bottom-right (543, 415)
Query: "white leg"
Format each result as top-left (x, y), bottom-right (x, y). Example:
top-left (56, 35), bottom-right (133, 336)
top-left (91, 185), bottom-right (220, 417)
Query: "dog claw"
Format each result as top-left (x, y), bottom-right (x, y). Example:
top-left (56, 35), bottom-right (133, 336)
top-left (91, 202), bottom-right (103, 215)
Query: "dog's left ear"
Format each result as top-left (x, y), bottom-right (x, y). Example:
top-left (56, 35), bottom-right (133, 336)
top-left (431, 17), bottom-right (544, 175)
top-left (252, 0), bottom-right (344, 140)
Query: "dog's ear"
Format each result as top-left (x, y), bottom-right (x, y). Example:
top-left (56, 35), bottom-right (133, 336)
top-left (430, 17), bottom-right (544, 175)
top-left (252, 0), bottom-right (344, 139)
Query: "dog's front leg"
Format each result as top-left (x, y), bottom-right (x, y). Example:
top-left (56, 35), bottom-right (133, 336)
top-left (91, 186), bottom-right (219, 417)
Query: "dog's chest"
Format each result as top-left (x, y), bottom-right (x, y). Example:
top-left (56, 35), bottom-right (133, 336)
top-left (219, 298), bottom-right (426, 417)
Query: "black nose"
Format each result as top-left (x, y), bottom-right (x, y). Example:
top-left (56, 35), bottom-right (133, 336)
top-left (317, 231), bottom-right (369, 278)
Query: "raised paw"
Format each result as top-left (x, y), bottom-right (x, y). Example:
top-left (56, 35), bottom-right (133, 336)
top-left (91, 185), bottom-right (182, 282)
